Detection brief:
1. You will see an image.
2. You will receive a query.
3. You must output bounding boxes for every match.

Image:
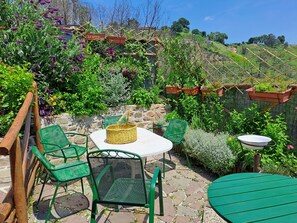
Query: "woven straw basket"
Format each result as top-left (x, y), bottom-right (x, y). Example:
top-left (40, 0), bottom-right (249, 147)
top-left (106, 111), bottom-right (137, 144)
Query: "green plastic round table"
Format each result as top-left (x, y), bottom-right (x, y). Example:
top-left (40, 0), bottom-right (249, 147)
top-left (208, 173), bottom-right (297, 223)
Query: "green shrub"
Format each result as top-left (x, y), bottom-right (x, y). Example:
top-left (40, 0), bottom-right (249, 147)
top-left (131, 88), bottom-right (153, 108)
top-left (165, 110), bottom-right (181, 121)
top-left (0, 63), bottom-right (34, 135)
top-left (179, 95), bottom-right (198, 122)
top-left (190, 97), bottom-right (225, 132)
top-left (227, 103), bottom-right (265, 134)
top-left (184, 128), bottom-right (235, 175)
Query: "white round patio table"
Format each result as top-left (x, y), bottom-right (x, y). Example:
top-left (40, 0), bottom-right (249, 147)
top-left (89, 127), bottom-right (173, 158)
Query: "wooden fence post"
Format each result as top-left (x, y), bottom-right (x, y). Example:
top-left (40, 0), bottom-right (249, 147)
top-left (10, 137), bottom-right (28, 223)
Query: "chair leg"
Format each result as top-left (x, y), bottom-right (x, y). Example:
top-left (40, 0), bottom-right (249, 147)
top-left (91, 201), bottom-right (97, 223)
top-left (162, 153), bottom-right (166, 178)
top-left (167, 151), bottom-right (172, 160)
top-left (37, 173), bottom-right (49, 206)
top-left (80, 178), bottom-right (84, 194)
top-left (149, 192), bottom-right (155, 223)
top-left (158, 171), bottom-right (164, 216)
top-left (45, 182), bottom-right (61, 223)
top-left (181, 143), bottom-right (191, 168)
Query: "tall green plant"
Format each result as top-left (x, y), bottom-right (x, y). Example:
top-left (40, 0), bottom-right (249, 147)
top-left (161, 38), bottom-right (203, 86)
top-left (0, 63), bottom-right (34, 135)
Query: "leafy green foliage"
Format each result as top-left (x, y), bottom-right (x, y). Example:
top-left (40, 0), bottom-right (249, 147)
top-left (161, 38), bottom-right (203, 86)
top-left (227, 104), bottom-right (265, 134)
top-left (0, 63), bottom-right (33, 135)
top-left (131, 89), bottom-right (154, 108)
top-left (179, 95), bottom-right (198, 122)
top-left (165, 110), bottom-right (181, 121)
top-left (185, 128), bottom-right (235, 176)
top-left (191, 97), bottom-right (225, 132)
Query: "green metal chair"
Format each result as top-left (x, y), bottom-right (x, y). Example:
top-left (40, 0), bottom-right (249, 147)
top-left (162, 119), bottom-right (190, 168)
top-left (38, 125), bottom-right (88, 161)
top-left (32, 146), bottom-right (90, 223)
top-left (102, 115), bottom-right (127, 128)
top-left (87, 149), bottom-right (164, 223)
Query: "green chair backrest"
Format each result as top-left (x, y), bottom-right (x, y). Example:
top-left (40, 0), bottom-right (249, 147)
top-left (32, 146), bottom-right (54, 171)
top-left (103, 115), bottom-right (127, 128)
top-left (38, 125), bottom-right (70, 153)
top-left (163, 119), bottom-right (188, 145)
top-left (87, 149), bottom-right (147, 204)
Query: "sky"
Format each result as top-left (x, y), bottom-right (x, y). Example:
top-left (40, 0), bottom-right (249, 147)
top-left (84, 0), bottom-right (297, 44)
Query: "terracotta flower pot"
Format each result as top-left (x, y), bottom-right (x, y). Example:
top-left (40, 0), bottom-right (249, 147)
top-left (107, 36), bottom-right (126, 44)
top-left (85, 33), bottom-right (105, 41)
top-left (246, 87), bottom-right (292, 104)
top-left (181, 86), bottom-right (200, 95)
top-left (165, 85), bottom-right (180, 95)
top-left (201, 86), bottom-right (224, 97)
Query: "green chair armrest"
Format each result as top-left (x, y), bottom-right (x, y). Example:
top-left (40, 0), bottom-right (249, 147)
top-left (95, 164), bottom-right (112, 186)
top-left (150, 167), bottom-right (161, 197)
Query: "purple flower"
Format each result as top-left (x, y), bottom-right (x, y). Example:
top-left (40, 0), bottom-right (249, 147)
top-left (58, 37), bottom-right (66, 41)
top-left (14, 13), bottom-right (18, 19)
top-left (35, 24), bottom-right (42, 29)
top-left (63, 45), bottom-right (67, 49)
top-left (39, 1), bottom-right (45, 5)
top-left (11, 27), bottom-right (18, 31)
top-left (22, 16), bottom-right (28, 20)
top-left (8, 19), bottom-right (14, 23)
top-left (38, 19), bottom-right (43, 23)
top-left (49, 55), bottom-right (56, 59)
top-left (45, 0), bottom-right (51, 3)
top-left (66, 58), bottom-right (72, 63)
top-left (72, 65), bottom-right (79, 72)
top-left (44, 13), bottom-right (51, 19)
top-left (17, 39), bottom-right (24, 44)
top-left (46, 45), bottom-right (51, 48)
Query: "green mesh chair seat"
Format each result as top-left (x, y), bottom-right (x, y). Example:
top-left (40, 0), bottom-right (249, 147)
top-left (38, 125), bottom-right (88, 160)
top-left (87, 149), bottom-right (164, 223)
top-left (103, 115), bottom-right (127, 128)
top-left (32, 146), bottom-right (90, 223)
top-left (103, 178), bottom-right (151, 204)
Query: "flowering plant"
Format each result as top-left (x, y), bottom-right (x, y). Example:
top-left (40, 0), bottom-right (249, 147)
top-left (0, 0), bottom-right (85, 102)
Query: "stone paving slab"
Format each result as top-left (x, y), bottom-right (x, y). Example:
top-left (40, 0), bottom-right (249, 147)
top-left (0, 152), bottom-right (225, 223)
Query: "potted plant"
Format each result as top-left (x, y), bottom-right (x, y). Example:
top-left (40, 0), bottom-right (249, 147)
top-left (85, 33), bottom-right (106, 41)
top-left (181, 77), bottom-right (200, 95)
top-left (246, 81), bottom-right (293, 104)
top-left (165, 83), bottom-right (181, 95)
top-left (201, 81), bottom-right (224, 97)
top-left (107, 35), bottom-right (126, 44)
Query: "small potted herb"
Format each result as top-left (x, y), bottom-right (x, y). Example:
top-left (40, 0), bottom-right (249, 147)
top-left (246, 81), bottom-right (293, 104)
top-left (201, 81), bottom-right (224, 97)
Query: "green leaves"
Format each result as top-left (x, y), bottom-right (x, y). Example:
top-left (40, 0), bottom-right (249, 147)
top-left (0, 63), bottom-right (33, 136)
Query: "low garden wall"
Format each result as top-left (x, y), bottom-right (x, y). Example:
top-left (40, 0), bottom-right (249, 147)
top-left (40, 104), bottom-right (167, 149)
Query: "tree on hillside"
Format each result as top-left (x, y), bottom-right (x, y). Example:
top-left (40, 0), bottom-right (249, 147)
top-left (192, 29), bottom-right (200, 35)
top-left (277, 35), bottom-right (285, 44)
top-left (247, 34), bottom-right (286, 47)
top-left (208, 32), bottom-right (228, 44)
top-left (170, 17), bottom-right (190, 34)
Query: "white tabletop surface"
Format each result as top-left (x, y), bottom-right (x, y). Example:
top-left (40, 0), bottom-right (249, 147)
top-left (89, 127), bottom-right (173, 158)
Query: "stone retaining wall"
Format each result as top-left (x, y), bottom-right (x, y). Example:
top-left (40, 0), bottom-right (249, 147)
top-left (41, 104), bottom-right (167, 149)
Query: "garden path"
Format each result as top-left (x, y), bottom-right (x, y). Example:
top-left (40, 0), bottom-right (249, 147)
top-left (0, 150), bottom-right (226, 222)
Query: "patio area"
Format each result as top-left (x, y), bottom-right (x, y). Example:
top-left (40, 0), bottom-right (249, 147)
top-left (25, 151), bottom-right (226, 223)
